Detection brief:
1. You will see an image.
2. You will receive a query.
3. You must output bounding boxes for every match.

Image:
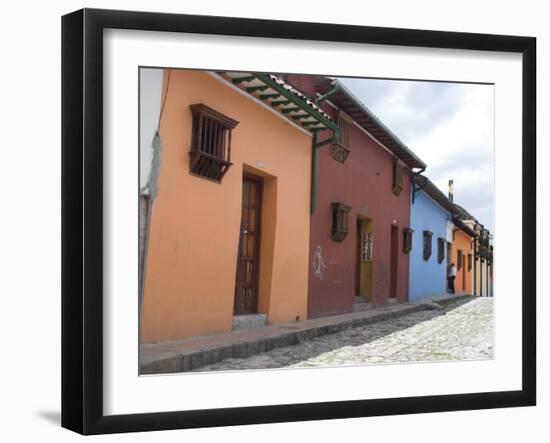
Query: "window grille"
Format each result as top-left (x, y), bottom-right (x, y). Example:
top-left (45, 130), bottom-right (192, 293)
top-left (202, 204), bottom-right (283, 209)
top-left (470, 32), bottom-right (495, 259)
top-left (189, 103), bottom-right (239, 182)
top-left (403, 228), bottom-right (413, 253)
top-left (437, 238), bottom-right (446, 264)
top-left (423, 230), bottom-right (433, 261)
top-left (392, 159), bottom-right (404, 196)
top-left (330, 112), bottom-right (352, 163)
top-left (331, 202), bottom-right (351, 242)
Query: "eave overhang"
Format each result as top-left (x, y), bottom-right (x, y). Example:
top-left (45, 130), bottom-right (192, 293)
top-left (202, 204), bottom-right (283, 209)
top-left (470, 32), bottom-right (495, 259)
top-left (218, 72), bottom-right (338, 137)
top-left (452, 217), bottom-right (478, 238)
top-left (317, 78), bottom-right (427, 170)
top-left (412, 175), bottom-right (459, 215)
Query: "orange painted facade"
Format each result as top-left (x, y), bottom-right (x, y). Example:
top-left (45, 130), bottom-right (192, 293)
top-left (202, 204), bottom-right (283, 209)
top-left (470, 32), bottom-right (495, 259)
top-left (141, 70), bottom-right (312, 343)
top-left (451, 229), bottom-right (474, 294)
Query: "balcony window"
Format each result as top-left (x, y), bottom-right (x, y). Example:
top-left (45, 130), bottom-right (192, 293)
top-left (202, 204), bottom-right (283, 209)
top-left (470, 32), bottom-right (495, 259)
top-left (423, 230), bottom-right (433, 261)
top-left (437, 238), bottom-right (446, 264)
top-left (189, 103), bottom-right (239, 182)
top-left (403, 228), bottom-right (413, 253)
top-left (392, 159), bottom-right (404, 196)
top-left (330, 112), bottom-right (352, 163)
top-left (331, 202), bottom-right (351, 242)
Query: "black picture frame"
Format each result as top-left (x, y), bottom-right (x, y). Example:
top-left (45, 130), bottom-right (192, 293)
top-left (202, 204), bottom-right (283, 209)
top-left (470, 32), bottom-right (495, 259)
top-left (61, 8), bottom-right (536, 435)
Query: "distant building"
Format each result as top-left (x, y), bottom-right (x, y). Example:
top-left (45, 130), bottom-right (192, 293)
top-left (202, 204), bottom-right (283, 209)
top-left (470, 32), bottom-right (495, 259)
top-left (450, 215), bottom-right (477, 294)
top-left (282, 75), bottom-right (426, 316)
top-left (461, 214), bottom-right (493, 297)
top-left (408, 175), bottom-right (457, 301)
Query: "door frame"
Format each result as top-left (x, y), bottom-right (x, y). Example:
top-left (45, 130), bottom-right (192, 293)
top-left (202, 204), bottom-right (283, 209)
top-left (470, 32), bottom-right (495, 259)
top-left (389, 224), bottom-right (399, 299)
top-left (234, 173), bottom-right (263, 315)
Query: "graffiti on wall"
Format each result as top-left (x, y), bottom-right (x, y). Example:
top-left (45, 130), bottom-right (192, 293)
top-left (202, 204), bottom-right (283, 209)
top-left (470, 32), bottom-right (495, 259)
top-left (312, 245), bottom-right (327, 280)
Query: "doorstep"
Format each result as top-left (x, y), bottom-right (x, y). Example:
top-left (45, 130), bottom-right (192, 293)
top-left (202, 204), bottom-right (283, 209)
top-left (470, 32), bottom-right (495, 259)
top-left (140, 298), bottom-right (457, 374)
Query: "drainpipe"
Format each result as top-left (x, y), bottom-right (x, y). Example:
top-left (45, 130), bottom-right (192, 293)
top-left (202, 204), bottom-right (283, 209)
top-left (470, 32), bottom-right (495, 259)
top-left (316, 83), bottom-right (340, 105)
top-left (473, 223), bottom-right (477, 296)
top-left (310, 129), bottom-right (339, 214)
top-left (310, 132), bottom-right (318, 214)
top-left (410, 167), bottom-right (427, 204)
top-left (309, 87), bottom-right (341, 215)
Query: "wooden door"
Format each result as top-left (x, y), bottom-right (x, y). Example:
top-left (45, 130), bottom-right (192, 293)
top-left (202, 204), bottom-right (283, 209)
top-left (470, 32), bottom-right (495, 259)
top-left (234, 175), bottom-right (262, 314)
top-left (355, 219), bottom-right (362, 297)
top-left (389, 225), bottom-right (398, 298)
top-left (462, 253), bottom-right (466, 290)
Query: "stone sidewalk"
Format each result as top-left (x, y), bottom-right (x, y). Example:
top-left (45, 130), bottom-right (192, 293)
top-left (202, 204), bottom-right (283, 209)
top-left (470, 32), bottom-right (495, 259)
top-left (196, 297), bottom-right (493, 371)
top-left (140, 293), bottom-right (472, 374)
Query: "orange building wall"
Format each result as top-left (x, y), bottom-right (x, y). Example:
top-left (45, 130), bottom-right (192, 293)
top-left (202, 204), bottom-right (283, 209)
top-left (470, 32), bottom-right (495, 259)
top-left (141, 70), bottom-right (312, 343)
top-left (451, 229), bottom-right (473, 294)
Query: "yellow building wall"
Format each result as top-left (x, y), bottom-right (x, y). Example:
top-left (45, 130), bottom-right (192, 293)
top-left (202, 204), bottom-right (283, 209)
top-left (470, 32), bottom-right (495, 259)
top-left (451, 229), bottom-right (473, 294)
top-left (357, 219), bottom-right (374, 302)
top-left (141, 70), bottom-right (312, 343)
top-left (475, 259), bottom-right (492, 296)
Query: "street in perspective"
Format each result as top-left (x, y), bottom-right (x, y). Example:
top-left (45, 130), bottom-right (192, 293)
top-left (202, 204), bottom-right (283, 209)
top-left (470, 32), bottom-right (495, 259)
top-left (138, 68), bottom-right (495, 375)
top-left (195, 297), bottom-right (494, 372)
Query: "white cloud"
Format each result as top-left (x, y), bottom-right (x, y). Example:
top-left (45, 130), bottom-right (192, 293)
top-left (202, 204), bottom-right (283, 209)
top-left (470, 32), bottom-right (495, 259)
top-left (340, 78), bottom-right (494, 231)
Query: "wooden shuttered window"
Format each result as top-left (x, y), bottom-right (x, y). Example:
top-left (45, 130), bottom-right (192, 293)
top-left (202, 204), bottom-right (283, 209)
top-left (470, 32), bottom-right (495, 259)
top-left (403, 228), bottom-right (413, 254)
top-left (437, 238), bottom-right (446, 264)
top-left (330, 112), bottom-right (352, 163)
top-left (423, 230), bottom-right (433, 261)
top-left (392, 159), bottom-right (404, 196)
top-left (331, 202), bottom-right (351, 242)
top-left (189, 103), bottom-right (239, 182)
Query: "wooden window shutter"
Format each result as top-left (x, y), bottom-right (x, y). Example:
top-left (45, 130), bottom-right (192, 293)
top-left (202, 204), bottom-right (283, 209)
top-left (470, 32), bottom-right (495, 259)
top-left (392, 159), bottom-right (404, 196)
top-left (423, 230), bottom-right (433, 261)
top-left (189, 103), bottom-right (239, 182)
top-left (437, 238), bottom-right (445, 264)
top-left (330, 111), bottom-right (352, 163)
top-left (331, 202), bottom-right (351, 242)
top-left (403, 228), bottom-right (413, 253)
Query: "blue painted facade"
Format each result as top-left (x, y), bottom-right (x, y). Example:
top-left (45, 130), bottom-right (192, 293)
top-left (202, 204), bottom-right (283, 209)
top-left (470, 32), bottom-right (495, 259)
top-left (408, 189), bottom-right (452, 302)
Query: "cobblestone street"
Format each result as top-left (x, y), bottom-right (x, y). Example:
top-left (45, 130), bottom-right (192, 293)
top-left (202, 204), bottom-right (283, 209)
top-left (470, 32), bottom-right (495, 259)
top-left (195, 297), bottom-right (494, 372)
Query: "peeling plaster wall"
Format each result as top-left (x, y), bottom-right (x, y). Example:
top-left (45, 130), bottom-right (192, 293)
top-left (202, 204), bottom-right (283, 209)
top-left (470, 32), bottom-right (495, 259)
top-left (139, 68), bottom-right (163, 191)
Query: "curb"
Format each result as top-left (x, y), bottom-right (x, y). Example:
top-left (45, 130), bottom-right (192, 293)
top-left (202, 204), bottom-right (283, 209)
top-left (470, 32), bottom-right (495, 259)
top-left (141, 302), bottom-right (443, 374)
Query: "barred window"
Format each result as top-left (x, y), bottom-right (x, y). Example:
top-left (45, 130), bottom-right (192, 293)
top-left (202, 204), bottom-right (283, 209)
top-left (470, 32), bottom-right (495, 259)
top-left (189, 103), bottom-right (239, 182)
top-left (392, 159), bottom-right (404, 196)
top-left (331, 112), bottom-right (352, 163)
top-left (437, 238), bottom-right (446, 264)
top-left (423, 230), bottom-right (433, 261)
top-left (457, 249), bottom-right (463, 270)
top-left (331, 202), bottom-right (351, 242)
top-left (403, 228), bottom-right (413, 254)
top-left (468, 253), bottom-right (473, 271)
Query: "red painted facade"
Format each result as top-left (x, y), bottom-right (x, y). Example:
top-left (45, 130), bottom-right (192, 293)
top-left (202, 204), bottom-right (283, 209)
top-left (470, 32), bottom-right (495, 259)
top-left (286, 75), bottom-right (412, 318)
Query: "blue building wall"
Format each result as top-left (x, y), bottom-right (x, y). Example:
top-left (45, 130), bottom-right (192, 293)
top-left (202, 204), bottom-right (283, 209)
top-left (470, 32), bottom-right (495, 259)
top-left (409, 189), bottom-right (451, 302)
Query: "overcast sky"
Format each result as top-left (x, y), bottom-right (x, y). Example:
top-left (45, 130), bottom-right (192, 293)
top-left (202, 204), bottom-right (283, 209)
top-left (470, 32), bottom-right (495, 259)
top-left (339, 77), bottom-right (494, 232)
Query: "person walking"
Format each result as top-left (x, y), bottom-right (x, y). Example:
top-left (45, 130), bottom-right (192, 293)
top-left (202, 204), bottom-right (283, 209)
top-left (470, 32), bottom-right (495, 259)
top-left (448, 263), bottom-right (456, 294)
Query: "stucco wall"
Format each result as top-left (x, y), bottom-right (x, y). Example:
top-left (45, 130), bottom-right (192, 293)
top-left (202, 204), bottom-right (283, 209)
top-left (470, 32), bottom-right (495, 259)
top-left (408, 190), bottom-right (451, 302)
top-left (452, 229), bottom-right (474, 294)
top-left (141, 70), bottom-right (312, 343)
top-left (307, 116), bottom-right (411, 317)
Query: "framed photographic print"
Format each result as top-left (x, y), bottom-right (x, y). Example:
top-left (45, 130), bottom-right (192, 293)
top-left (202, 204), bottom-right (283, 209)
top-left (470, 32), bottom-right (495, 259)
top-left (61, 8), bottom-right (536, 435)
